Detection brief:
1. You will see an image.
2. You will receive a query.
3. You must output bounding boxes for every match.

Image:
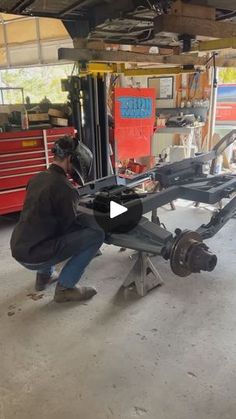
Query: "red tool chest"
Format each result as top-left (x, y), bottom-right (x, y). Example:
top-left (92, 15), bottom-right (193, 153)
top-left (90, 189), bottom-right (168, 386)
top-left (0, 127), bottom-right (75, 215)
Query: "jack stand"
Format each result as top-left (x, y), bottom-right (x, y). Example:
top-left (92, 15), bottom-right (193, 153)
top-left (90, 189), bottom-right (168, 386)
top-left (123, 252), bottom-right (164, 297)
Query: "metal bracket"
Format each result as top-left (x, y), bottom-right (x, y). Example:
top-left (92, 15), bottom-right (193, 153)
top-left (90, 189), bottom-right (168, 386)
top-left (123, 252), bottom-right (164, 297)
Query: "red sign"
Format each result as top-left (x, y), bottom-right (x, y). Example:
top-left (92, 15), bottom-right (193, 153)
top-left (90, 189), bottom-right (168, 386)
top-left (114, 87), bottom-right (156, 159)
top-left (216, 103), bottom-right (236, 121)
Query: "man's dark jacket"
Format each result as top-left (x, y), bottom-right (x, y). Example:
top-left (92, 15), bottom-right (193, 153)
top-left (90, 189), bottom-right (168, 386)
top-left (10, 164), bottom-right (80, 263)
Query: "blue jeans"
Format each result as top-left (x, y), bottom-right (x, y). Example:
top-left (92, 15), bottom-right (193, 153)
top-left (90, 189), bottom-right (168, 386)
top-left (21, 227), bottom-right (105, 288)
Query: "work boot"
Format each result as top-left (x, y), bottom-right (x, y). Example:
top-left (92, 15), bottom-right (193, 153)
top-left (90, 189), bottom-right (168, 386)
top-left (35, 271), bottom-right (59, 292)
top-left (54, 283), bottom-right (97, 303)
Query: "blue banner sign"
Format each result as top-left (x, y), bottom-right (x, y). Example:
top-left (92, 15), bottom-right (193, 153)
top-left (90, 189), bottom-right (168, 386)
top-left (118, 96), bottom-right (153, 119)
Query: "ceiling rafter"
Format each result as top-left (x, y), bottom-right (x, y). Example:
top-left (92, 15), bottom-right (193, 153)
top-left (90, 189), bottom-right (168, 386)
top-left (12, 0), bottom-right (35, 14)
top-left (58, 47), bottom-right (236, 67)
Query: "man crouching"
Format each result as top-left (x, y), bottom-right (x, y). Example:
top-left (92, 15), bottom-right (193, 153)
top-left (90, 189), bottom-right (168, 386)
top-left (10, 136), bottom-right (104, 303)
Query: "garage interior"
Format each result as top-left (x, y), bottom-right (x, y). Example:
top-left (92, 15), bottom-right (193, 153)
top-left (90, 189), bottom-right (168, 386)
top-left (1, 1), bottom-right (236, 418)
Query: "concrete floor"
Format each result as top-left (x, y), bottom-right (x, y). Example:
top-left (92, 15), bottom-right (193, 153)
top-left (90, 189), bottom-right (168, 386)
top-left (1, 202), bottom-right (236, 419)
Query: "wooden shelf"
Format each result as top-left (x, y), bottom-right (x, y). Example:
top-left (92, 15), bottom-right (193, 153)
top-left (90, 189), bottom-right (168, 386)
top-left (157, 123), bottom-right (205, 135)
top-left (156, 106), bottom-right (209, 122)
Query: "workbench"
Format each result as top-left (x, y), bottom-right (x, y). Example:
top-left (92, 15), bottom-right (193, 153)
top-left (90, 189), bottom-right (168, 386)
top-left (157, 124), bottom-right (205, 158)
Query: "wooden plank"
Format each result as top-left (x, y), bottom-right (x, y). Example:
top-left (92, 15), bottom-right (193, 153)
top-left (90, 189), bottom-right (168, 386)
top-left (28, 113), bottom-right (49, 122)
top-left (188, 0), bottom-right (235, 11)
top-left (155, 14), bottom-right (236, 38)
top-left (59, 48), bottom-right (236, 68)
top-left (50, 117), bottom-right (68, 127)
top-left (171, 0), bottom-right (215, 20)
top-left (215, 57), bottom-right (236, 67)
top-left (48, 108), bottom-right (65, 118)
top-left (73, 39), bottom-right (180, 56)
top-left (73, 38), bottom-right (106, 50)
top-left (58, 47), bottom-right (206, 66)
top-left (131, 45), bottom-right (180, 55)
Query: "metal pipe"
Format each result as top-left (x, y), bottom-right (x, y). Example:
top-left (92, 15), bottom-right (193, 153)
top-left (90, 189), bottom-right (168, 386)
top-left (35, 17), bottom-right (42, 65)
top-left (126, 176), bottom-right (152, 188)
top-left (2, 21), bottom-right (10, 68)
top-left (207, 63), bottom-right (219, 152)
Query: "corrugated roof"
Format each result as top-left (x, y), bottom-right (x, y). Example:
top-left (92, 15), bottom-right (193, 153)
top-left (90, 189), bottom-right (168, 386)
top-left (0, 11), bottom-right (72, 68)
top-left (0, 0), bottom-right (99, 19)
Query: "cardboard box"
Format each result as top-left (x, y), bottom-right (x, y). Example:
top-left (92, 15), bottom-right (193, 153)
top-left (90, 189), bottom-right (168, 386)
top-left (0, 113), bottom-right (9, 125)
top-left (28, 113), bottom-right (49, 122)
top-left (48, 108), bottom-right (65, 118)
top-left (50, 117), bottom-right (68, 127)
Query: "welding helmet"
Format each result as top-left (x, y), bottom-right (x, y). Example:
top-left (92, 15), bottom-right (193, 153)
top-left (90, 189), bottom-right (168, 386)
top-left (51, 136), bottom-right (93, 185)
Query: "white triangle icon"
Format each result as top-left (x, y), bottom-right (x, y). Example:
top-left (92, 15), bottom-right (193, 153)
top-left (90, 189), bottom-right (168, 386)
top-left (110, 201), bottom-right (128, 219)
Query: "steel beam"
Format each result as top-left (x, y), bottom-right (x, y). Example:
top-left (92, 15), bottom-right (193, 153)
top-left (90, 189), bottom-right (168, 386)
top-left (197, 195), bottom-right (236, 239)
top-left (195, 37), bottom-right (236, 52)
top-left (80, 62), bottom-right (118, 74)
top-left (79, 63), bottom-right (196, 76)
top-left (123, 67), bottom-right (195, 76)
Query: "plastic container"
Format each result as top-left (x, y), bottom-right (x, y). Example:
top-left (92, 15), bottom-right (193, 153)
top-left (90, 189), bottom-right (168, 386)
top-left (213, 155), bottom-right (223, 175)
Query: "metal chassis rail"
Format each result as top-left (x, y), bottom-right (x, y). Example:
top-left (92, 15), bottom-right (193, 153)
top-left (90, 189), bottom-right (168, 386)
top-left (77, 130), bottom-right (236, 296)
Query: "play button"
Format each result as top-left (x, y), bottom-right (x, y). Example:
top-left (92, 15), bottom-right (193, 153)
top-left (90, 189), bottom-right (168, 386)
top-left (93, 188), bottom-right (143, 234)
top-left (110, 201), bottom-right (128, 219)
